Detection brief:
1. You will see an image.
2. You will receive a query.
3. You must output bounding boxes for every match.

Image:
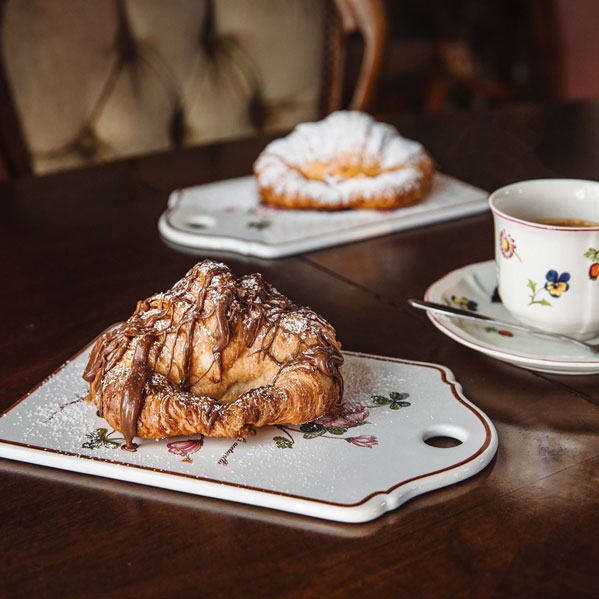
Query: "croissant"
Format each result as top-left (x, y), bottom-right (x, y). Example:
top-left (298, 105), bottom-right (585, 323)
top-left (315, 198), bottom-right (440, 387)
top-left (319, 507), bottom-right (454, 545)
top-left (83, 260), bottom-right (343, 450)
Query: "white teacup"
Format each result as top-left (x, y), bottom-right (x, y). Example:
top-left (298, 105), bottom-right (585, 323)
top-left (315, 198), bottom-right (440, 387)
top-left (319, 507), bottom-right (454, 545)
top-left (489, 179), bottom-right (599, 340)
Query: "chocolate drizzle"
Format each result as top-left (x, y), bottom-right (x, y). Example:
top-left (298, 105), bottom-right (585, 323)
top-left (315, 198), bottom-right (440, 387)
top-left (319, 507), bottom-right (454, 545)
top-left (120, 334), bottom-right (154, 448)
top-left (272, 345), bottom-right (344, 398)
top-left (83, 261), bottom-right (344, 449)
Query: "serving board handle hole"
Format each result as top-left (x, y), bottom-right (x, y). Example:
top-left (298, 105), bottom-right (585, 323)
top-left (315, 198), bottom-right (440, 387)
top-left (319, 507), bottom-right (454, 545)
top-left (184, 215), bottom-right (215, 230)
top-left (422, 423), bottom-right (468, 447)
top-left (424, 435), bottom-right (463, 448)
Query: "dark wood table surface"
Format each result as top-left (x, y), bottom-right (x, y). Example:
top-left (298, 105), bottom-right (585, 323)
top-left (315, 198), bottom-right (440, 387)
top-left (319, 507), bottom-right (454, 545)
top-left (1, 102), bottom-right (598, 598)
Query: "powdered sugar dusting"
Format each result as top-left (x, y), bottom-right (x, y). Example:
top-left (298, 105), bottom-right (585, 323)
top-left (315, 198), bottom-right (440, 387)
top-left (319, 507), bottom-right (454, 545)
top-left (254, 111), bottom-right (430, 206)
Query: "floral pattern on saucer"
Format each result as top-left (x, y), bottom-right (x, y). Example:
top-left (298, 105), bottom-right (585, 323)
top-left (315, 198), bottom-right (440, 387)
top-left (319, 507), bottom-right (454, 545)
top-left (447, 295), bottom-right (478, 312)
top-left (425, 260), bottom-right (599, 374)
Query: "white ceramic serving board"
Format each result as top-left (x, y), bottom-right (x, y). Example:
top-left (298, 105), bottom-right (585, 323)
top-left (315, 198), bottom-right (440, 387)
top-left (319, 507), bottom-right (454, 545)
top-left (158, 174), bottom-right (487, 258)
top-left (0, 350), bottom-right (497, 523)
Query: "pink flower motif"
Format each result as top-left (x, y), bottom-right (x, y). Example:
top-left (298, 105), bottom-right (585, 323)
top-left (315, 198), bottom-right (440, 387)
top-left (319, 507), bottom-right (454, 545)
top-left (248, 206), bottom-right (273, 218)
top-left (347, 435), bottom-right (378, 448)
top-left (499, 229), bottom-right (517, 259)
top-left (167, 438), bottom-right (203, 463)
top-left (315, 402), bottom-right (369, 429)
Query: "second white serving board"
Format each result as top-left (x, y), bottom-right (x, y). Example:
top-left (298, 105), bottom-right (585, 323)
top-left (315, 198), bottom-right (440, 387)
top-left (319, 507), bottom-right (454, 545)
top-left (158, 173), bottom-right (487, 258)
top-left (0, 349), bottom-right (497, 523)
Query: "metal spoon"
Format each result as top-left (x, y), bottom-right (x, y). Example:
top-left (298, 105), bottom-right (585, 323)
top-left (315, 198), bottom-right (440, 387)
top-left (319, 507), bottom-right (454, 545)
top-left (409, 298), bottom-right (599, 356)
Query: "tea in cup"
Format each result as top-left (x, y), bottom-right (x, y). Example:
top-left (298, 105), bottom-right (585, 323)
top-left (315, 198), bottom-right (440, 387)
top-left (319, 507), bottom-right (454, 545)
top-left (488, 179), bottom-right (599, 340)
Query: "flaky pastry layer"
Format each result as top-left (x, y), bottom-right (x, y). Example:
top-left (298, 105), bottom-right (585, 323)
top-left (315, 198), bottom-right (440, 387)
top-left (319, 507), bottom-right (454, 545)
top-left (83, 261), bottom-right (343, 449)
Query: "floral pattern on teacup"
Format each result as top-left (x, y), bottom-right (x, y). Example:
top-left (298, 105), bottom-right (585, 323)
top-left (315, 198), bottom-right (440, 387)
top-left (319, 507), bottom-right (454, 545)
top-left (544, 270), bottom-right (570, 298)
top-left (499, 230), bottom-right (521, 261)
top-left (527, 279), bottom-right (551, 307)
top-left (585, 248), bottom-right (599, 280)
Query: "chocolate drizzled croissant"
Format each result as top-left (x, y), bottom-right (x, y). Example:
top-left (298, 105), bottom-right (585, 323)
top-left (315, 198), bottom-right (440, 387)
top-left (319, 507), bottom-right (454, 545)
top-left (83, 261), bottom-right (343, 449)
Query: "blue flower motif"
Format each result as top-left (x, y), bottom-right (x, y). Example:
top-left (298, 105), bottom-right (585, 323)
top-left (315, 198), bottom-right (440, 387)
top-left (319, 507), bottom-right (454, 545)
top-left (451, 295), bottom-right (478, 311)
top-left (544, 270), bottom-right (570, 297)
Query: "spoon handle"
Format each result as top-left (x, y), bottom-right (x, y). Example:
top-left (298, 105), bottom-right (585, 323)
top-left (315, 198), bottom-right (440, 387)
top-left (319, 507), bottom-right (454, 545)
top-left (408, 298), bottom-right (597, 354)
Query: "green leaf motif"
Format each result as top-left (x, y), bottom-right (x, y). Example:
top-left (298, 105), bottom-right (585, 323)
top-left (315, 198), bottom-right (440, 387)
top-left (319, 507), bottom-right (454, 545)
top-left (273, 436), bottom-right (293, 449)
top-left (302, 430), bottom-right (326, 439)
top-left (370, 391), bottom-right (412, 411)
top-left (327, 428), bottom-right (347, 435)
top-left (371, 395), bottom-right (390, 405)
top-left (584, 248), bottom-right (599, 262)
top-left (82, 427), bottom-right (125, 450)
top-left (527, 279), bottom-right (552, 307)
top-left (300, 422), bottom-right (324, 433)
top-left (248, 220), bottom-right (271, 230)
top-left (82, 427), bottom-right (107, 449)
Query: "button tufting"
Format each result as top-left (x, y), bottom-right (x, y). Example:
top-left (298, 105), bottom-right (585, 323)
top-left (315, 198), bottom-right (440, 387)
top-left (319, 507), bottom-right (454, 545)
top-left (114, 0), bottom-right (138, 64)
top-left (3, 0), bottom-right (329, 174)
top-left (74, 126), bottom-right (104, 159)
top-left (169, 106), bottom-right (186, 146)
top-left (200, 0), bottom-right (218, 60)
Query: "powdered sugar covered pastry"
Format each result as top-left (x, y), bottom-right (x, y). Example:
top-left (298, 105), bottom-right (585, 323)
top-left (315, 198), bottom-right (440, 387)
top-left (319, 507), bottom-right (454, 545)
top-left (253, 111), bottom-right (434, 210)
top-left (83, 260), bottom-right (343, 449)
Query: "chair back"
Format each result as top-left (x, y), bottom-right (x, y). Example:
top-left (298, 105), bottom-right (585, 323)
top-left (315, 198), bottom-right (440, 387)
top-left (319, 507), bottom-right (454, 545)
top-left (0, 0), bottom-right (386, 177)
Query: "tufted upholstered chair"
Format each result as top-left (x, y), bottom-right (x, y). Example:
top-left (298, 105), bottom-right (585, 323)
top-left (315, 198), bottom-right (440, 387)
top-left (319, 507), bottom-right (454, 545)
top-left (0, 0), bottom-right (385, 178)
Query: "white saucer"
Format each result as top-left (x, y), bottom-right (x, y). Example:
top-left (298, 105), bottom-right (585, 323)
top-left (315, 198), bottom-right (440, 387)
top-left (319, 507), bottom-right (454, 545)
top-left (424, 260), bottom-right (599, 375)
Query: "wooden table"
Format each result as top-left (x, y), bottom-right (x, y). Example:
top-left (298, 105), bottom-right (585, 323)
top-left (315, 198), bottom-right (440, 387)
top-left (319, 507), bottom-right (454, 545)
top-left (1, 102), bottom-right (598, 598)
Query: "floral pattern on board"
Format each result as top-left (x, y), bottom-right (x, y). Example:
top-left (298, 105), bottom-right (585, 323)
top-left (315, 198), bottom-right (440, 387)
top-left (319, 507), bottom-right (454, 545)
top-left (313, 401), bottom-right (370, 431)
top-left (167, 437), bottom-right (204, 463)
top-left (585, 248), bottom-right (599, 280)
top-left (346, 435), bottom-right (378, 448)
top-left (369, 391), bottom-right (411, 410)
top-left (82, 428), bottom-right (126, 449)
top-left (544, 270), bottom-right (570, 297)
top-left (247, 220), bottom-right (271, 230)
top-left (273, 393), bottom-right (411, 449)
top-left (499, 229), bottom-right (521, 261)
